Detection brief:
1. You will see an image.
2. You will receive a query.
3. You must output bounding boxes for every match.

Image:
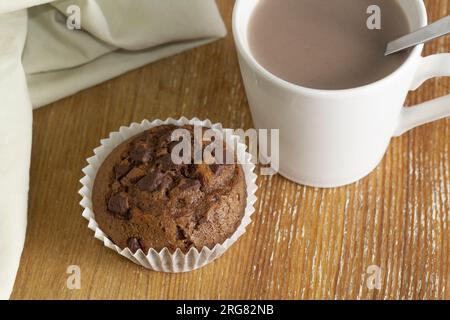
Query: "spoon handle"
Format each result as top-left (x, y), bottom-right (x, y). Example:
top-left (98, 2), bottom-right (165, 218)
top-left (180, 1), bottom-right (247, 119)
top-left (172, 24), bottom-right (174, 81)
top-left (385, 15), bottom-right (450, 56)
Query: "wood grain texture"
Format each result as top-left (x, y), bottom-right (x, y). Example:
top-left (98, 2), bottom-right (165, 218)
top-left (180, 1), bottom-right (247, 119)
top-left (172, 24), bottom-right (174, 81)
top-left (11, 0), bottom-right (449, 300)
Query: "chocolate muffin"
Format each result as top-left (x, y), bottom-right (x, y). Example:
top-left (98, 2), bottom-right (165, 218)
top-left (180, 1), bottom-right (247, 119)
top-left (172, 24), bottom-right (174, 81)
top-left (92, 125), bottom-right (247, 254)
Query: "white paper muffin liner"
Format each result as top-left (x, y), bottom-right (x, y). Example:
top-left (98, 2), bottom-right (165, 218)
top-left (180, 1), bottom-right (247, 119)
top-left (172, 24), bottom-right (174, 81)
top-left (79, 117), bottom-right (258, 272)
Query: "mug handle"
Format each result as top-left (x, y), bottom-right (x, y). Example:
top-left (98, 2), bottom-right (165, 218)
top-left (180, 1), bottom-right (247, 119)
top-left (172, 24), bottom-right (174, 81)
top-left (394, 53), bottom-right (450, 136)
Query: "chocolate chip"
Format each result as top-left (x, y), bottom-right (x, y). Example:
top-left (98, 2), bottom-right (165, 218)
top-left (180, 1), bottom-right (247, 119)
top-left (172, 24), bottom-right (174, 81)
top-left (130, 143), bottom-right (152, 164)
top-left (182, 164), bottom-right (197, 179)
top-left (114, 161), bottom-right (131, 179)
top-left (159, 175), bottom-right (173, 191)
top-left (108, 193), bottom-right (129, 214)
top-left (158, 154), bottom-right (176, 172)
top-left (127, 237), bottom-right (142, 253)
top-left (122, 167), bottom-right (146, 185)
top-left (176, 226), bottom-right (187, 240)
top-left (179, 179), bottom-right (201, 191)
top-left (209, 164), bottom-right (223, 175)
top-left (136, 171), bottom-right (165, 192)
top-left (158, 128), bottom-right (173, 143)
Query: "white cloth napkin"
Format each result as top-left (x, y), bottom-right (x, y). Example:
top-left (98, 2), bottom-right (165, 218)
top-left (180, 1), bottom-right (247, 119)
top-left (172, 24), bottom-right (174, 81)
top-left (0, 0), bottom-right (226, 299)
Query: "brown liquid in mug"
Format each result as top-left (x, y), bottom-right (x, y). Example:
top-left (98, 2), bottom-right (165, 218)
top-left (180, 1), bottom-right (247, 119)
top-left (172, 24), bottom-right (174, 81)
top-left (248, 0), bottom-right (411, 90)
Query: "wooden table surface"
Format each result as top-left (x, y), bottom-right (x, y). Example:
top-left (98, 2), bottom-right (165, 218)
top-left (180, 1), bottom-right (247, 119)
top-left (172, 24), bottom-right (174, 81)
top-left (11, 0), bottom-right (449, 300)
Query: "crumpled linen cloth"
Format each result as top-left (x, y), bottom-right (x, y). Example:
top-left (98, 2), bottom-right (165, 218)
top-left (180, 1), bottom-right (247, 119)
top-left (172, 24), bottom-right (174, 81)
top-left (0, 0), bottom-right (226, 299)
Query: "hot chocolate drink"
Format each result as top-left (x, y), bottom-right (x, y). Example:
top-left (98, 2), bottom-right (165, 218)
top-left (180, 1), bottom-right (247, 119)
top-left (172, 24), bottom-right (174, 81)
top-left (248, 0), bottom-right (411, 90)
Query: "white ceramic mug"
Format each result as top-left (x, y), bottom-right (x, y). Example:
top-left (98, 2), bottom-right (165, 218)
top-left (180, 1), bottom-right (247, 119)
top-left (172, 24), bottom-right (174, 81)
top-left (233, 0), bottom-right (450, 188)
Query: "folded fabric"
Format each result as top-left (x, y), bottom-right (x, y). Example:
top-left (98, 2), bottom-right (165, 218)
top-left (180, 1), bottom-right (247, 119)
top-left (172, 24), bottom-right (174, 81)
top-left (0, 0), bottom-right (226, 299)
top-left (0, 0), bottom-right (54, 13)
top-left (0, 9), bottom-right (32, 301)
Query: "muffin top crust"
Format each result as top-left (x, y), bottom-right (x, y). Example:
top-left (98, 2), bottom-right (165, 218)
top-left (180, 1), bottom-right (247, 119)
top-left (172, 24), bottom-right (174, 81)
top-left (92, 125), bottom-right (247, 253)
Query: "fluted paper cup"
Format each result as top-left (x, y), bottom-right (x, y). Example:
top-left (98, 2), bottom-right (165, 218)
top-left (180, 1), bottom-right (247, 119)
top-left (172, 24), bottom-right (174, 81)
top-left (79, 117), bottom-right (258, 272)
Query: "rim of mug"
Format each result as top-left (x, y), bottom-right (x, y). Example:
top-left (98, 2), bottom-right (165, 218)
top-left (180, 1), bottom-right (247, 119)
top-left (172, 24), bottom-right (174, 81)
top-left (232, 0), bottom-right (428, 97)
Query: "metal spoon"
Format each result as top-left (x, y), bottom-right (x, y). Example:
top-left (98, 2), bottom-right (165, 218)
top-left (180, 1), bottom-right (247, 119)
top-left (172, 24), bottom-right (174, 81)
top-left (385, 15), bottom-right (450, 56)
